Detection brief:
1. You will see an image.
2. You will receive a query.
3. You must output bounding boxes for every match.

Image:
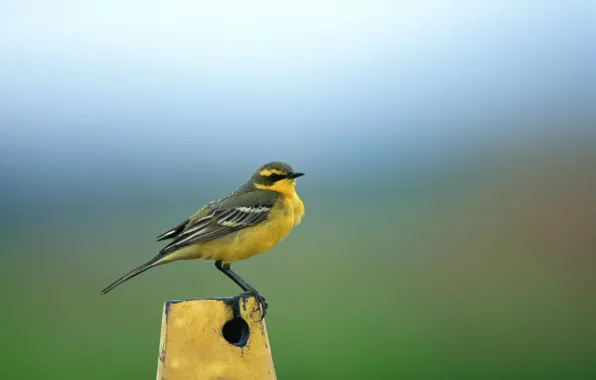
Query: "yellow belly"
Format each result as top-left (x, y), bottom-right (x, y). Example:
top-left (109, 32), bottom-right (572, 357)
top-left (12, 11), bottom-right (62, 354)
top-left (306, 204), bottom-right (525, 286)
top-left (164, 196), bottom-right (296, 264)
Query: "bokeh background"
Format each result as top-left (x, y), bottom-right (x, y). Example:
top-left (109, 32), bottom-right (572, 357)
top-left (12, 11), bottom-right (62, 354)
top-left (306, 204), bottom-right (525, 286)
top-left (1, 1), bottom-right (594, 379)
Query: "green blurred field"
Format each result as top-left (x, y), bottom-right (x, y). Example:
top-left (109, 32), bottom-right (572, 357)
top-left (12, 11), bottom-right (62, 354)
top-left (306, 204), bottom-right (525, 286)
top-left (1, 142), bottom-right (594, 379)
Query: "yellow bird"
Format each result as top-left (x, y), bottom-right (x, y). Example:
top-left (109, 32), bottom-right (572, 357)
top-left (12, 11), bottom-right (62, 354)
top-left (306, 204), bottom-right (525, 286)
top-left (101, 161), bottom-right (305, 319)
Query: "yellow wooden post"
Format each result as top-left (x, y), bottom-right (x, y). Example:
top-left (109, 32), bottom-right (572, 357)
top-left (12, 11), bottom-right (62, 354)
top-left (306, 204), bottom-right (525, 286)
top-left (156, 295), bottom-right (276, 380)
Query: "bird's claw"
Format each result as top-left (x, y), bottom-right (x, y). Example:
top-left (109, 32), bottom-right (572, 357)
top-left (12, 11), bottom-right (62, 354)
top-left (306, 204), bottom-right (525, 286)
top-left (241, 289), bottom-right (268, 321)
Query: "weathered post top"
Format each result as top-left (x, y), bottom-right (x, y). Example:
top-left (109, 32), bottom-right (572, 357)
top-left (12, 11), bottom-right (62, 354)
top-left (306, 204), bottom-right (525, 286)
top-left (156, 295), bottom-right (276, 380)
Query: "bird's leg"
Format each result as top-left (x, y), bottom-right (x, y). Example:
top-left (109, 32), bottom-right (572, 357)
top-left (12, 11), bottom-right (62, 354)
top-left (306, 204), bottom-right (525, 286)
top-left (215, 261), bottom-right (268, 320)
top-left (214, 260), bottom-right (251, 291)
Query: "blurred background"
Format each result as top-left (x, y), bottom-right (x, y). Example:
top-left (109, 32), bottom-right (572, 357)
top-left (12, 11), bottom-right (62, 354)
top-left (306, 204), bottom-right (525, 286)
top-left (1, 0), bottom-right (594, 379)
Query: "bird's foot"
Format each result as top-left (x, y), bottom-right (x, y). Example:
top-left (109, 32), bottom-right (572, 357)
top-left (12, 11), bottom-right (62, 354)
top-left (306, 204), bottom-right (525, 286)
top-left (240, 289), bottom-right (268, 321)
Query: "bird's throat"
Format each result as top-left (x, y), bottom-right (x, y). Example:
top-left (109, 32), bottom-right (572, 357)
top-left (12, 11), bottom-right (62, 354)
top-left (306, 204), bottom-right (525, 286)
top-left (254, 179), bottom-right (297, 198)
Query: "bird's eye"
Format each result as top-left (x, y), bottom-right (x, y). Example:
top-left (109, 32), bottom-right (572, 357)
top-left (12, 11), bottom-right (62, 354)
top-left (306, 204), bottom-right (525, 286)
top-left (268, 173), bottom-right (286, 182)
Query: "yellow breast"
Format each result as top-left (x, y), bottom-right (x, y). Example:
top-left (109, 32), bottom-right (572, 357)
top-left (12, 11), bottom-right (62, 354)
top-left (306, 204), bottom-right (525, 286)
top-left (256, 178), bottom-right (304, 226)
top-left (292, 192), bottom-right (305, 226)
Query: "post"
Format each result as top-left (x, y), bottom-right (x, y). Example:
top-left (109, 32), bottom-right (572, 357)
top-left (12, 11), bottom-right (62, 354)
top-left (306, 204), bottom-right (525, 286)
top-left (156, 295), bottom-right (276, 380)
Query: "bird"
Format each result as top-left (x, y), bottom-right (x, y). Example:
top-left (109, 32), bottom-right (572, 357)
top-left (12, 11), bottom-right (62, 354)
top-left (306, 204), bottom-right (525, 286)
top-left (101, 161), bottom-right (305, 319)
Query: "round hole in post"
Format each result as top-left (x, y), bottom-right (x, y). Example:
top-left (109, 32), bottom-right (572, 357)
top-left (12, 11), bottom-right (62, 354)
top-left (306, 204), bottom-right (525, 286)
top-left (222, 317), bottom-right (249, 347)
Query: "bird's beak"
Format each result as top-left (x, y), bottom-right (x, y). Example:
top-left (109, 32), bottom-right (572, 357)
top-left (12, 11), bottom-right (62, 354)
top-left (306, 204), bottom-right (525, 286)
top-left (287, 172), bottom-right (305, 179)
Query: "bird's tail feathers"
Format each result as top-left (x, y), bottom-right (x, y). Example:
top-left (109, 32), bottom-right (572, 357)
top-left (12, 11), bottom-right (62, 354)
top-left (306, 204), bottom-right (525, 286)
top-left (101, 255), bottom-right (163, 295)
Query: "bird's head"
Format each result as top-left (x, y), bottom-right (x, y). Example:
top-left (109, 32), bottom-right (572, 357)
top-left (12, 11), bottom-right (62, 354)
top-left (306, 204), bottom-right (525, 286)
top-left (250, 161), bottom-right (305, 196)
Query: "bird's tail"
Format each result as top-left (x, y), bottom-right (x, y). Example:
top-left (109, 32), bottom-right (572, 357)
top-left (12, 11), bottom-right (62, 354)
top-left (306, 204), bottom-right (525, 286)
top-left (101, 255), bottom-right (163, 295)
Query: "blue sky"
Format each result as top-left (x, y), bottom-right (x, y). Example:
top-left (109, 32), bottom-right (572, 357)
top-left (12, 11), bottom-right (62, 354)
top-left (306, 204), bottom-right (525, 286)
top-left (0, 0), bottom-right (593, 177)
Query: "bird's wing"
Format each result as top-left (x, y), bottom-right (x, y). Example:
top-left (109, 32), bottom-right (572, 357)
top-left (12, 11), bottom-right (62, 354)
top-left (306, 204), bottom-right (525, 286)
top-left (158, 190), bottom-right (278, 255)
top-left (156, 219), bottom-right (190, 241)
top-left (155, 187), bottom-right (246, 242)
